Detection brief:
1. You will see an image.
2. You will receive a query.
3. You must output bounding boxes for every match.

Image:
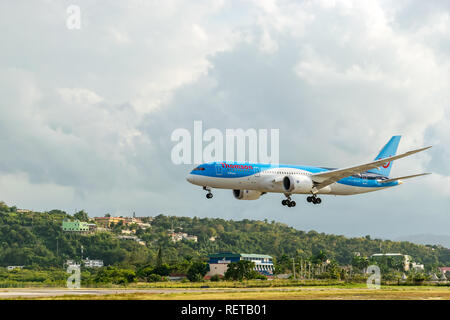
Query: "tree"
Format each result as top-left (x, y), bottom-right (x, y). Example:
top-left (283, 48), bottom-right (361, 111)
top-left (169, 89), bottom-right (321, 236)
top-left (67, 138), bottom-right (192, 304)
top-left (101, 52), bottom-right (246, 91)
top-left (352, 255), bottom-right (369, 272)
top-left (187, 261), bottom-right (209, 282)
top-left (0, 210), bottom-right (449, 275)
top-left (156, 246), bottom-right (163, 267)
top-left (94, 267), bottom-right (136, 284)
top-left (224, 260), bottom-right (258, 281)
top-left (312, 250), bottom-right (327, 264)
top-left (74, 210), bottom-right (89, 222)
top-left (326, 261), bottom-right (341, 279)
top-left (137, 265), bottom-right (154, 279)
top-left (412, 272), bottom-right (429, 284)
top-left (147, 274), bottom-right (162, 282)
top-left (153, 263), bottom-right (171, 276)
top-left (210, 274), bottom-right (221, 282)
top-left (274, 254), bottom-right (291, 274)
top-left (0, 201), bottom-right (8, 212)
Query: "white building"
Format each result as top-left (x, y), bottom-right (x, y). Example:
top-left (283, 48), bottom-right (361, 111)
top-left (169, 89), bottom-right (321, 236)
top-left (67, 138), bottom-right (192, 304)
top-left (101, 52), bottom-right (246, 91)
top-left (117, 235), bottom-right (146, 245)
top-left (137, 222), bottom-right (151, 229)
top-left (121, 229), bottom-right (136, 235)
top-left (65, 260), bottom-right (81, 268)
top-left (206, 253), bottom-right (274, 277)
top-left (7, 266), bottom-right (24, 271)
top-left (169, 232), bottom-right (198, 242)
top-left (83, 258), bottom-right (104, 268)
top-left (411, 262), bottom-right (424, 271)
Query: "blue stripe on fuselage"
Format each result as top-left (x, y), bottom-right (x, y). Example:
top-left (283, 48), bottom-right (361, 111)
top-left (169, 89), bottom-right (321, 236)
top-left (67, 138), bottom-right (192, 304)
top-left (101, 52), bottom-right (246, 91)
top-left (190, 162), bottom-right (398, 188)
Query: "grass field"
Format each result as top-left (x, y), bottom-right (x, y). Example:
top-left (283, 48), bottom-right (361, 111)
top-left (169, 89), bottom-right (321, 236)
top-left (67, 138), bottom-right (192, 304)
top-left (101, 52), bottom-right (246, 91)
top-left (5, 285), bottom-right (449, 300)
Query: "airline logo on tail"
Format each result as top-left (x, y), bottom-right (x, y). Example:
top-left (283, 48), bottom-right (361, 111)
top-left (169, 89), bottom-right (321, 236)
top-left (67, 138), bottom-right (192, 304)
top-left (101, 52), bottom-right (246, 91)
top-left (368, 135), bottom-right (401, 176)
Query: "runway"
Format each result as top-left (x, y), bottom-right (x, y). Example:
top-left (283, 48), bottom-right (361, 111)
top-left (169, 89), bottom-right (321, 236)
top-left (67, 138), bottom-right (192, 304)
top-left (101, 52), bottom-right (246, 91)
top-left (0, 288), bottom-right (226, 298)
top-left (1, 286), bottom-right (449, 300)
top-left (0, 287), bottom-right (295, 299)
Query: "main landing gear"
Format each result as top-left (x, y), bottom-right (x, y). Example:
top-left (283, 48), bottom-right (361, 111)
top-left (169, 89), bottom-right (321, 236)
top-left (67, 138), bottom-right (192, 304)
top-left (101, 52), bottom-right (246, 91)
top-left (281, 195), bottom-right (296, 208)
top-left (203, 186), bottom-right (213, 199)
top-left (307, 195), bottom-right (322, 205)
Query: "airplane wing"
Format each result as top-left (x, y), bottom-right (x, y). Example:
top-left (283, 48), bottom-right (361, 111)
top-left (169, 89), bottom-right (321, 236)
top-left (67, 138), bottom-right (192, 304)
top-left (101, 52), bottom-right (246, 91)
top-left (378, 173), bottom-right (431, 183)
top-left (310, 146), bottom-right (431, 193)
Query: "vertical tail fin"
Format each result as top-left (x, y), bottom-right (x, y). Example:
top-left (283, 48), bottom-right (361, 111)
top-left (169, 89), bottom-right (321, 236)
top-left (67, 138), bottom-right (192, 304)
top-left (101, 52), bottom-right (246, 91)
top-left (367, 135), bottom-right (401, 177)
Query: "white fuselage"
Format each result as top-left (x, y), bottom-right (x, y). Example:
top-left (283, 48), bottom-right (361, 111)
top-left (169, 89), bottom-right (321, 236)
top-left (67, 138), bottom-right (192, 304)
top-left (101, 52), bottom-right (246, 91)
top-left (187, 168), bottom-right (392, 196)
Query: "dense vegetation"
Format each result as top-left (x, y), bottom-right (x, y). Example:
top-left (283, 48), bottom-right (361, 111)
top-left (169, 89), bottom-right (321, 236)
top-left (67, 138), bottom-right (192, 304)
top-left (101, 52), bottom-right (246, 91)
top-left (0, 201), bottom-right (448, 286)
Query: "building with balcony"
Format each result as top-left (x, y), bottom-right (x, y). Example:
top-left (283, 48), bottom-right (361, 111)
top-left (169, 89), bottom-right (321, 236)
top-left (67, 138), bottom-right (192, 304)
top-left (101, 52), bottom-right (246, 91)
top-left (62, 220), bottom-right (89, 232)
top-left (206, 252), bottom-right (274, 277)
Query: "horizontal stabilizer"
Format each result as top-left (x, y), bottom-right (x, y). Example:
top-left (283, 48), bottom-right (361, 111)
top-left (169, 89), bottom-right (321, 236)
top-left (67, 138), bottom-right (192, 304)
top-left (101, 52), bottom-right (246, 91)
top-left (310, 145), bottom-right (432, 193)
top-left (379, 173), bottom-right (431, 183)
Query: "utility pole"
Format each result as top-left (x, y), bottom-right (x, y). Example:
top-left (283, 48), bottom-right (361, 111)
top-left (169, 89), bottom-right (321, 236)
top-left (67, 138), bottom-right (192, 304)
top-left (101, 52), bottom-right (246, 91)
top-left (292, 258), bottom-right (297, 279)
top-left (300, 258), bottom-right (303, 279)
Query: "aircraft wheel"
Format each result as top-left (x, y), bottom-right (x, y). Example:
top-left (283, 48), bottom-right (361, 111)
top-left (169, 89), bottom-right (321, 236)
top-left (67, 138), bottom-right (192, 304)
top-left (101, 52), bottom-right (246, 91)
top-left (307, 196), bottom-right (312, 203)
top-left (316, 198), bottom-right (321, 204)
top-left (206, 193), bottom-right (213, 199)
top-left (291, 201), bottom-right (296, 207)
top-left (282, 200), bottom-right (288, 206)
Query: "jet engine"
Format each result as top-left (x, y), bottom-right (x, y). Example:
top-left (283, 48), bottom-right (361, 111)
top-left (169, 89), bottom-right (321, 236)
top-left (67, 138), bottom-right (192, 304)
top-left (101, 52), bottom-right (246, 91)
top-left (233, 189), bottom-right (262, 200)
top-left (282, 175), bottom-right (314, 193)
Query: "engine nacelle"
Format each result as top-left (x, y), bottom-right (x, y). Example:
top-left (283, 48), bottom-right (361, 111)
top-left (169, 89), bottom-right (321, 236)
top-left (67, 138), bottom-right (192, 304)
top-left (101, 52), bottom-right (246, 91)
top-left (233, 189), bottom-right (262, 200)
top-left (283, 175), bottom-right (314, 193)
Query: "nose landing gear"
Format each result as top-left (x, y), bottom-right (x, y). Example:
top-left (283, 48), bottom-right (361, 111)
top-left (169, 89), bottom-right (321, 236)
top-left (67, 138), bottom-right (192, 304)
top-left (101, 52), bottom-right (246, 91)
top-left (307, 195), bottom-right (322, 205)
top-left (203, 186), bottom-right (213, 199)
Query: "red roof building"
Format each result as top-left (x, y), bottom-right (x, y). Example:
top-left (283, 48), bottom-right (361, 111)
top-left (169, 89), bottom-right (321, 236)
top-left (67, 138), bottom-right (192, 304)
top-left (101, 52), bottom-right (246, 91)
top-left (438, 267), bottom-right (450, 273)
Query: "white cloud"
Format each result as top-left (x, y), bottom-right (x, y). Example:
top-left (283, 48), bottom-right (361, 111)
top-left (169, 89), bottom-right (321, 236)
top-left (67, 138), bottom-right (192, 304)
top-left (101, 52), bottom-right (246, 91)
top-left (0, 172), bottom-right (75, 210)
top-left (0, 0), bottom-right (449, 237)
top-left (58, 88), bottom-right (103, 105)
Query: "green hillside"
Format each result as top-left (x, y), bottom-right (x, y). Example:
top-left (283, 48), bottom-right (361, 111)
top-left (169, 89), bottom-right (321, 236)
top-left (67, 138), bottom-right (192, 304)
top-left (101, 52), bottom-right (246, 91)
top-left (0, 201), bottom-right (449, 271)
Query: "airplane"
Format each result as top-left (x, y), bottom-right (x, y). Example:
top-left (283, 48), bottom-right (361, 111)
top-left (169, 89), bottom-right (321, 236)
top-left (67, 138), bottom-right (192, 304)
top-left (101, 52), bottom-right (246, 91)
top-left (186, 136), bottom-right (431, 207)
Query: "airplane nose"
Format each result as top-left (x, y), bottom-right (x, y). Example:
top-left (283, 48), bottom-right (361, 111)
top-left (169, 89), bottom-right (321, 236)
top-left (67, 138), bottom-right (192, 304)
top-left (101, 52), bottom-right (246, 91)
top-left (186, 174), bottom-right (195, 183)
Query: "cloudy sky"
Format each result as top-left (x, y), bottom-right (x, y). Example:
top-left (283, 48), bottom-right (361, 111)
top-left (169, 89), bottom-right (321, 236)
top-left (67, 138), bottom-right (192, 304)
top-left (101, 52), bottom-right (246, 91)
top-left (1, 0), bottom-right (449, 240)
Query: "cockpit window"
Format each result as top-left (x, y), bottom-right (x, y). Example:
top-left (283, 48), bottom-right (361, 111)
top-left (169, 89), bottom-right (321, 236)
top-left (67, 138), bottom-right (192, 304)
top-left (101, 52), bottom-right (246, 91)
top-left (193, 166), bottom-right (205, 171)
